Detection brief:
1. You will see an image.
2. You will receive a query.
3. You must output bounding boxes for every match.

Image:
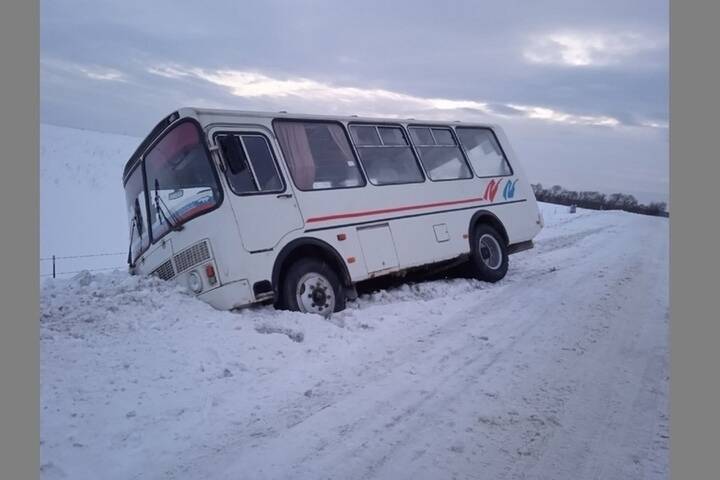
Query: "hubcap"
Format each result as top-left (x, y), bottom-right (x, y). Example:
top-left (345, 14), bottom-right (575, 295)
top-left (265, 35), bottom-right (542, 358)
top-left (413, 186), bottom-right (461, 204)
top-left (478, 234), bottom-right (502, 270)
top-left (296, 273), bottom-right (335, 316)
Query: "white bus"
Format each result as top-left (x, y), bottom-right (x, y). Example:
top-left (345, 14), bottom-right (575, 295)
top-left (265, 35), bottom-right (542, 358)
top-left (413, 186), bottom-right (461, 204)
top-left (123, 108), bottom-right (543, 316)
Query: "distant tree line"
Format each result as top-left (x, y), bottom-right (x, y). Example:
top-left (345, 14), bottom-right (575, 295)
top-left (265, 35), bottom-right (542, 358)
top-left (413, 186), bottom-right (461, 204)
top-left (531, 184), bottom-right (668, 217)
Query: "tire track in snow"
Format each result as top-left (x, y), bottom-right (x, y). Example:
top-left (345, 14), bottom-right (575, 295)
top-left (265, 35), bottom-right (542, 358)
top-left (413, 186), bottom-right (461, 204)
top-left (184, 211), bottom-right (667, 480)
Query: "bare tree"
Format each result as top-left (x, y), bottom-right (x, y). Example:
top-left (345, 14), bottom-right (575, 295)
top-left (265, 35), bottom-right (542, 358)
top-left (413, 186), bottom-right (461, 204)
top-left (530, 183), bottom-right (667, 217)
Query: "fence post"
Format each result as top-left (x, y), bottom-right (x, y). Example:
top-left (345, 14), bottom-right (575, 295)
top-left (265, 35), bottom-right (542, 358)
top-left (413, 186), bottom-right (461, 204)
top-left (52, 255), bottom-right (56, 279)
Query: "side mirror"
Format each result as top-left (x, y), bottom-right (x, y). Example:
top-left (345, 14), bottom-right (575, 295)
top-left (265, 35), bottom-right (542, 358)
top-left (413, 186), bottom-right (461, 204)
top-left (217, 134), bottom-right (248, 175)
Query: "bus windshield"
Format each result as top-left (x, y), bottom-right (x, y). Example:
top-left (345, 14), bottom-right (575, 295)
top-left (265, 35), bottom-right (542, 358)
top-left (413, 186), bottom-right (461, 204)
top-left (124, 164), bottom-right (150, 262)
top-left (144, 121), bottom-right (221, 240)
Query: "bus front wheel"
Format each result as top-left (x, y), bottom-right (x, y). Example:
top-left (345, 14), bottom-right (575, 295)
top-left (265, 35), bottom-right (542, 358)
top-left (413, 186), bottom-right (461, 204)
top-left (469, 224), bottom-right (509, 282)
top-left (282, 258), bottom-right (346, 316)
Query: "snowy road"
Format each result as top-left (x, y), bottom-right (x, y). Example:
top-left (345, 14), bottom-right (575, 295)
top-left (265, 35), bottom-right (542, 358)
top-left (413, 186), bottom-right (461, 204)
top-left (40, 204), bottom-right (668, 480)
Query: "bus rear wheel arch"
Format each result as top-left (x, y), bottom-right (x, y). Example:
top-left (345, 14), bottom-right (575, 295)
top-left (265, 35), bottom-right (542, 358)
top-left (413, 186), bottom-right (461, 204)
top-left (469, 211), bottom-right (509, 248)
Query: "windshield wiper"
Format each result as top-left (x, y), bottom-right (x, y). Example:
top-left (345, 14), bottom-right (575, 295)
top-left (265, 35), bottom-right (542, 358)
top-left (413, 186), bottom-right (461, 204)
top-left (154, 179), bottom-right (184, 232)
top-left (127, 217), bottom-right (137, 267)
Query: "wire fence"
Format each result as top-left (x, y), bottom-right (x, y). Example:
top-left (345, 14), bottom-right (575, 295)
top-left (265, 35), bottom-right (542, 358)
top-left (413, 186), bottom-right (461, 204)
top-left (39, 252), bottom-right (125, 261)
top-left (40, 252), bottom-right (127, 278)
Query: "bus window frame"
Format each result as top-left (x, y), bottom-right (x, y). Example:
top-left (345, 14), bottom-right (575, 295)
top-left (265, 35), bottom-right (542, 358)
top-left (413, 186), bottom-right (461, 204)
top-left (139, 117), bottom-right (225, 247)
top-left (406, 124), bottom-right (475, 183)
top-left (271, 118), bottom-right (368, 192)
top-left (212, 131), bottom-right (288, 197)
top-left (347, 121), bottom-right (427, 186)
top-left (454, 126), bottom-right (515, 179)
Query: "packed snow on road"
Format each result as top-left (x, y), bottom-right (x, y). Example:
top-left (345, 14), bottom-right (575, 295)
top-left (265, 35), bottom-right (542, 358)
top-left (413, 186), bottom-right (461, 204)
top-left (40, 204), bottom-right (668, 480)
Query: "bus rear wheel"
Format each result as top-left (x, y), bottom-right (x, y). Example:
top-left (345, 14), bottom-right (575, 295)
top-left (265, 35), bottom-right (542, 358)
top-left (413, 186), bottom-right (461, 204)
top-left (469, 224), bottom-right (509, 282)
top-left (282, 258), bottom-right (346, 316)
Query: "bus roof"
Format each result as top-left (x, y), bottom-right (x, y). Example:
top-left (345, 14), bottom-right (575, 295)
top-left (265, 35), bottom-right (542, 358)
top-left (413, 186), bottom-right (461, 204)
top-left (123, 107), bottom-right (501, 183)
top-left (183, 106), bottom-right (499, 128)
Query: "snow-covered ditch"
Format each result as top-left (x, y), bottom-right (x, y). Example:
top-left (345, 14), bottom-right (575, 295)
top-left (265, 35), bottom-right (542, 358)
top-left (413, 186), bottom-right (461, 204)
top-left (40, 201), bottom-right (669, 480)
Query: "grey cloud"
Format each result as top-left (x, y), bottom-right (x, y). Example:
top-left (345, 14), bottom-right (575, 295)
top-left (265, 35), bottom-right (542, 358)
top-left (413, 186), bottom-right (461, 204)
top-left (40, 0), bottom-right (668, 201)
top-left (484, 104), bottom-right (526, 117)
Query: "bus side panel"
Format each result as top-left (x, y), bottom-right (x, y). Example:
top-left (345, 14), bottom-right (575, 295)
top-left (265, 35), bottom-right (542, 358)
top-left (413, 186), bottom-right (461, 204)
top-left (173, 113), bottom-right (543, 308)
top-left (484, 202), bottom-right (540, 246)
top-left (384, 209), bottom-right (470, 268)
top-left (293, 177), bottom-right (540, 281)
top-left (305, 229), bottom-right (371, 281)
top-left (490, 125), bottom-right (543, 243)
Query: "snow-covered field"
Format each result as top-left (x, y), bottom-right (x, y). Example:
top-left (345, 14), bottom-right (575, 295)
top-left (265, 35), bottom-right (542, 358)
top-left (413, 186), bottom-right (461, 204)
top-left (40, 124), bottom-right (668, 479)
top-left (40, 123), bottom-right (137, 277)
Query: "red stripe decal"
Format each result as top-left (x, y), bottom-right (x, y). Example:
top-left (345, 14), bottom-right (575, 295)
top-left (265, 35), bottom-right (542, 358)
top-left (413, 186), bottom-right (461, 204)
top-left (306, 195), bottom-right (488, 223)
top-left (177, 202), bottom-right (215, 221)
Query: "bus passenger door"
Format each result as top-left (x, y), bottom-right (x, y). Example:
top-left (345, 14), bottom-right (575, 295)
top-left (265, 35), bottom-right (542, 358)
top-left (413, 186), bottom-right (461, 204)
top-left (209, 126), bottom-right (304, 252)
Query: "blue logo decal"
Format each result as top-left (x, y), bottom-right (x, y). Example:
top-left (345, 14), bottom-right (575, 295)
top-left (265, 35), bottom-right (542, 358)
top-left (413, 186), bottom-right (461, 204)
top-left (502, 179), bottom-right (518, 200)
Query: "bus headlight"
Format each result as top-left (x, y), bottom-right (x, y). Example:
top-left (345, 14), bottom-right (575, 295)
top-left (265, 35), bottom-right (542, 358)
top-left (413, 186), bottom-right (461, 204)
top-left (188, 270), bottom-right (203, 293)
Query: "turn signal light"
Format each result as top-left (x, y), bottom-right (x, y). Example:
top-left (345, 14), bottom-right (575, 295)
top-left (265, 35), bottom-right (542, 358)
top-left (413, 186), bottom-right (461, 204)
top-left (206, 264), bottom-right (217, 286)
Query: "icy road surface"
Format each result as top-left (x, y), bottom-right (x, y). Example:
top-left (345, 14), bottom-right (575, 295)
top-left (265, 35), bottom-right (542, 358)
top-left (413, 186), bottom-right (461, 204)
top-left (40, 204), bottom-right (668, 480)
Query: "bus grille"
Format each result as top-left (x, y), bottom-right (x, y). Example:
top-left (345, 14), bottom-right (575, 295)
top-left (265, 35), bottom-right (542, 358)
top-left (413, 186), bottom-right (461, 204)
top-left (152, 260), bottom-right (175, 281)
top-left (174, 241), bottom-right (211, 273)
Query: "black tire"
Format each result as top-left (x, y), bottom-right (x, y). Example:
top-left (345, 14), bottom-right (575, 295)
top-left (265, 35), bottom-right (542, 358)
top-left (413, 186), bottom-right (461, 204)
top-left (281, 258), bottom-right (347, 315)
top-left (469, 223), bottom-right (509, 282)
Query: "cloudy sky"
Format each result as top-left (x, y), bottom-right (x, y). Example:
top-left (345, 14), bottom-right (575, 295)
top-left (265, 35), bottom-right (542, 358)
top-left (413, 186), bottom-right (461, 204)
top-left (40, 0), bottom-right (668, 203)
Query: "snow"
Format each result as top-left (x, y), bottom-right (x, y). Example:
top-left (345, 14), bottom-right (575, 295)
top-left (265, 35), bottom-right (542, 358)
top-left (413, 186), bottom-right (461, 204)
top-left (40, 124), bottom-right (668, 479)
top-left (40, 123), bottom-right (139, 277)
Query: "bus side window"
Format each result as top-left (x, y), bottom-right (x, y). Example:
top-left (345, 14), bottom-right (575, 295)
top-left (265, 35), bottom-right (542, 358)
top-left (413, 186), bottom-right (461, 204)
top-left (408, 126), bottom-right (473, 181)
top-left (216, 133), bottom-right (284, 195)
top-left (217, 134), bottom-right (256, 192)
top-left (274, 120), bottom-right (365, 191)
top-left (349, 124), bottom-right (424, 186)
top-left (455, 127), bottom-right (513, 177)
top-left (242, 135), bottom-right (283, 192)
top-left (217, 134), bottom-right (249, 176)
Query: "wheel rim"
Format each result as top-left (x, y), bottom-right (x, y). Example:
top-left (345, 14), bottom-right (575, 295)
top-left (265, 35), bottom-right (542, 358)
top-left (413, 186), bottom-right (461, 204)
top-left (295, 272), bottom-right (335, 316)
top-left (478, 233), bottom-right (502, 270)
